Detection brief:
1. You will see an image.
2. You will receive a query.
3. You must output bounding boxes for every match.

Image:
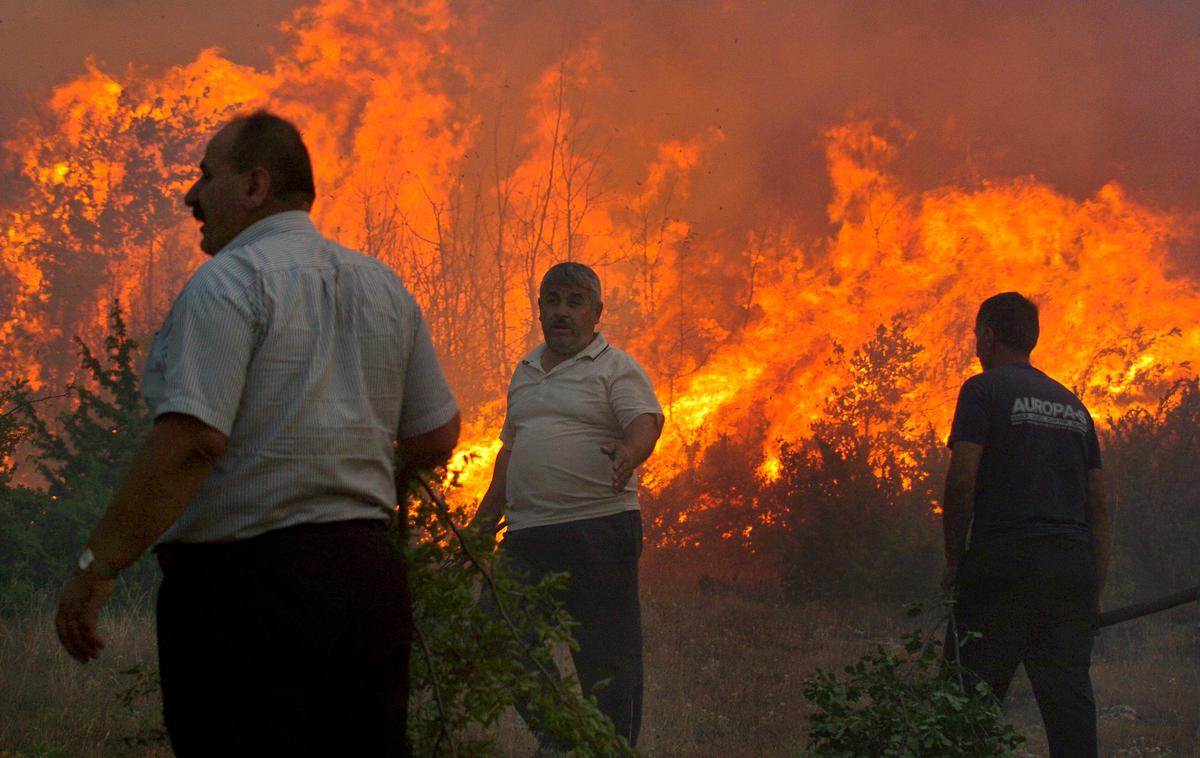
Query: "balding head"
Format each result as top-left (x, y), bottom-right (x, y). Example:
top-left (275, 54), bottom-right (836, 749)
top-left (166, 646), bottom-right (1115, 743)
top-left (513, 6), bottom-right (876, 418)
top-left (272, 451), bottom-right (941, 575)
top-left (226, 111), bottom-right (316, 209)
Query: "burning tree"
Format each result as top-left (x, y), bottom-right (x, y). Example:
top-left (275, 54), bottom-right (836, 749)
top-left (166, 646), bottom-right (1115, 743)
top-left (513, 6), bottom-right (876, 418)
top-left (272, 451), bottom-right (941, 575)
top-left (768, 318), bottom-right (946, 602)
top-left (1, 0), bottom-right (1199, 611)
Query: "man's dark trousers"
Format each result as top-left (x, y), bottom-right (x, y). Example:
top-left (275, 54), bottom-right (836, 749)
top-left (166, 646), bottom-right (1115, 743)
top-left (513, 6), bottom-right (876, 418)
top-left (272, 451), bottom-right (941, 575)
top-left (499, 509), bottom-right (644, 748)
top-left (156, 519), bottom-right (412, 757)
top-left (949, 535), bottom-right (1098, 758)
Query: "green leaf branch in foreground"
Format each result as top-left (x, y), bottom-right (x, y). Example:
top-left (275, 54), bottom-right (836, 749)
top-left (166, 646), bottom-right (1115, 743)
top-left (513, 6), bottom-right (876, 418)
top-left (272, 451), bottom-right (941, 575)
top-left (802, 604), bottom-right (1023, 758)
top-left (403, 472), bottom-right (638, 757)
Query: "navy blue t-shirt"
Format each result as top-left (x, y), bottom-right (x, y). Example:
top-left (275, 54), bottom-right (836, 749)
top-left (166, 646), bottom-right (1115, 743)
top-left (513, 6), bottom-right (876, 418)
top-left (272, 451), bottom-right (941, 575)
top-left (947, 362), bottom-right (1102, 546)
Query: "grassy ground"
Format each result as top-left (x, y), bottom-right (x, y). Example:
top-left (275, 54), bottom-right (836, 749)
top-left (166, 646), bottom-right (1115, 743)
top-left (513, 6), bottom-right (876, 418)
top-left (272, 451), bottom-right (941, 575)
top-left (2, 580), bottom-right (1197, 757)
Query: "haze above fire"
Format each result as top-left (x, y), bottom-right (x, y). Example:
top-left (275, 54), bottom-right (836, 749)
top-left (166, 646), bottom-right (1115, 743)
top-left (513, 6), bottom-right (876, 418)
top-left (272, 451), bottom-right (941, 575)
top-left (3, 0), bottom-right (1199, 232)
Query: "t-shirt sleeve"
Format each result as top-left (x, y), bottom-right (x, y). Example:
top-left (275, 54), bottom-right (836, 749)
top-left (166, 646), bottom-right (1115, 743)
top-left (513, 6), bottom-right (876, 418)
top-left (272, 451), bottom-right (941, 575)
top-left (947, 376), bottom-right (989, 448)
top-left (498, 412), bottom-right (514, 448)
top-left (396, 313), bottom-right (458, 439)
top-left (609, 353), bottom-right (664, 430)
top-left (149, 267), bottom-right (257, 436)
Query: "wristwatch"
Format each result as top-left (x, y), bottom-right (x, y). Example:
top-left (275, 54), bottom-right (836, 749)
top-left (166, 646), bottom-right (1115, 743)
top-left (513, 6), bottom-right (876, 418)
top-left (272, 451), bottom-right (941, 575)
top-left (77, 548), bottom-right (120, 579)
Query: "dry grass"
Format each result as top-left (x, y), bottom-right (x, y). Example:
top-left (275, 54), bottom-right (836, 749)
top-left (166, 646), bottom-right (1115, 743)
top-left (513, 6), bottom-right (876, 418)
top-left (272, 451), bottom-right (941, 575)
top-left (0, 595), bottom-right (167, 757)
top-left (2, 582), bottom-right (1197, 757)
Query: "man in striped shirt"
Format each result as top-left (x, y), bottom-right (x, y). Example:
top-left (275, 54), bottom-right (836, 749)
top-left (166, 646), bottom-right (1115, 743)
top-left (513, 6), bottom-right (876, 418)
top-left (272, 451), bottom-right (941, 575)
top-left (55, 111), bottom-right (459, 756)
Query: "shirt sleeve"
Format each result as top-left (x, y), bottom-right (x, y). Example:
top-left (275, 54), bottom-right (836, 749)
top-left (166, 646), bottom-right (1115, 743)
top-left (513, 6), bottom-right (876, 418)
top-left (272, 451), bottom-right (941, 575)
top-left (947, 376), bottom-right (989, 448)
top-left (609, 352), bottom-right (664, 430)
top-left (396, 313), bottom-right (458, 439)
top-left (498, 413), bottom-right (513, 448)
top-left (149, 266), bottom-right (258, 436)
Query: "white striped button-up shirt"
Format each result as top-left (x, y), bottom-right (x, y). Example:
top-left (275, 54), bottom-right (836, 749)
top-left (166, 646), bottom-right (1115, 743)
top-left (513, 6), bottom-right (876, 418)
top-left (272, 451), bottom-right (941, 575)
top-left (143, 211), bottom-right (457, 543)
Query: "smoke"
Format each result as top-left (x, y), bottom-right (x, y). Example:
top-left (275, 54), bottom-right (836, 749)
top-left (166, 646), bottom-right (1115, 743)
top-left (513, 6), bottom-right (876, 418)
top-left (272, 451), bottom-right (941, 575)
top-left (448, 1), bottom-right (1200, 241)
top-left (0, 0), bottom-right (297, 138)
top-left (5, 0), bottom-right (1198, 221)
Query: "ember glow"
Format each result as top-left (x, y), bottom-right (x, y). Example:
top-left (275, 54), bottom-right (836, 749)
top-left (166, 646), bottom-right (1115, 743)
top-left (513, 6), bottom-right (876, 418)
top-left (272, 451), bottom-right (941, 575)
top-left (2, 1), bottom-right (1198, 526)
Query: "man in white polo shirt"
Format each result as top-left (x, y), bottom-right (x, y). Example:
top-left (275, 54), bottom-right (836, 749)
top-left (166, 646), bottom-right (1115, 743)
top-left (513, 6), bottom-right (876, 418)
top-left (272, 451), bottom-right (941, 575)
top-left (470, 261), bottom-right (663, 751)
top-left (54, 111), bottom-right (459, 756)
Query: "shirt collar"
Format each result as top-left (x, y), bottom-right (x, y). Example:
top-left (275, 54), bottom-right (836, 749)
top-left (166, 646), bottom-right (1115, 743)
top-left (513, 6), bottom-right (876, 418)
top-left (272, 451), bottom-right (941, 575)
top-left (219, 210), bottom-right (316, 253)
top-left (521, 332), bottom-right (610, 371)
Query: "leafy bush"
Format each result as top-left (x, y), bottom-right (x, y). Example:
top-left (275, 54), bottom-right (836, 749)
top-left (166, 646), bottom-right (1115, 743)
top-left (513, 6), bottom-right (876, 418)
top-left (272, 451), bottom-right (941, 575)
top-left (768, 319), bottom-right (945, 602)
top-left (406, 477), bottom-right (637, 756)
top-left (803, 608), bottom-right (1023, 757)
top-left (1103, 377), bottom-right (1200, 603)
top-left (1, 304), bottom-right (160, 610)
top-left (0, 380), bottom-right (52, 611)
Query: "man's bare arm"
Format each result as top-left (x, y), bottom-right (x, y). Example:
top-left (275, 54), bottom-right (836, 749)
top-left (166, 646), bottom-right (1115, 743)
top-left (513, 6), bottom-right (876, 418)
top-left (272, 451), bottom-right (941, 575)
top-left (56, 413), bottom-right (228, 662)
top-left (1086, 468), bottom-right (1110, 607)
top-left (86, 413), bottom-right (227, 570)
top-left (395, 412), bottom-right (461, 493)
top-left (942, 441), bottom-right (983, 592)
top-left (601, 412), bottom-right (664, 493)
top-left (467, 447), bottom-right (510, 534)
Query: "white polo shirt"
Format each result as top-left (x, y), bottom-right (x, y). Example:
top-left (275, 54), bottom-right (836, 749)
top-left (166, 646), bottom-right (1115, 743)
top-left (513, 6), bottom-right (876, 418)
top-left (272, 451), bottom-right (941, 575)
top-left (500, 333), bottom-right (662, 531)
top-left (142, 211), bottom-right (458, 543)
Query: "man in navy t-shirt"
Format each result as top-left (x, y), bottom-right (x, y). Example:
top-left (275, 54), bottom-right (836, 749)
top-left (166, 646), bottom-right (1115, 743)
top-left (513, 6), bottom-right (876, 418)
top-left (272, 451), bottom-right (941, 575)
top-left (942, 292), bottom-right (1111, 758)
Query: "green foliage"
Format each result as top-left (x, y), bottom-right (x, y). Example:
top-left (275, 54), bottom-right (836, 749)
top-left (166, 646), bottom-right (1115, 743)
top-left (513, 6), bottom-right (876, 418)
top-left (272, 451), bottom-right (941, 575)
top-left (1, 379), bottom-right (36, 487)
top-left (1103, 377), bottom-right (1200, 602)
top-left (769, 318), bottom-right (945, 602)
top-left (0, 485), bottom-right (55, 613)
top-left (3, 304), bottom-right (159, 607)
top-left (22, 303), bottom-right (151, 499)
top-left (803, 615), bottom-right (1023, 757)
top-left (0, 382), bottom-right (56, 611)
top-left (405, 475), bottom-right (637, 756)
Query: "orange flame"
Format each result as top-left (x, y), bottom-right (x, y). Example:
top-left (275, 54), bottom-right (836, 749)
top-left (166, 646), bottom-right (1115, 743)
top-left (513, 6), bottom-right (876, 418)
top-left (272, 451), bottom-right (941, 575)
top-left (1, 1), bottom-right (1196, 532)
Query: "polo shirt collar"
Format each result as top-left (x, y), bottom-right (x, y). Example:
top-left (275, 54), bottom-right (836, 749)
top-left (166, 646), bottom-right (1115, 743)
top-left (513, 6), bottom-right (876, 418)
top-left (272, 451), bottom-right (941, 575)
top-left (522, 332), bottom-right (610, 371)
top-left (219, 210), bottom-right (316, 253)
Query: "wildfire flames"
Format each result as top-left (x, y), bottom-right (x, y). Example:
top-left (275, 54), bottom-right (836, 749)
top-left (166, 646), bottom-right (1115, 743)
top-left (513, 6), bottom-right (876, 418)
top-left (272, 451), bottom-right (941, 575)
top-left (2, 1), bottom-right (1197, 527)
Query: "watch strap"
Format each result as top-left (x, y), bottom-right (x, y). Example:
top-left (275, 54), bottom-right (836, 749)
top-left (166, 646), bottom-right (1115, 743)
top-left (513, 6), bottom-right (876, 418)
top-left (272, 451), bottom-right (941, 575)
top-left (77, 547), bottom-right (120, 580)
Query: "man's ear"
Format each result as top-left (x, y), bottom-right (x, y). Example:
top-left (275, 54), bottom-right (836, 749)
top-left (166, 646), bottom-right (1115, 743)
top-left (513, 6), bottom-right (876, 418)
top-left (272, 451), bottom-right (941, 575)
top-left (242, 167), bottom-right (272, 209)
top-left (980, 325), bottom-right (995, 348)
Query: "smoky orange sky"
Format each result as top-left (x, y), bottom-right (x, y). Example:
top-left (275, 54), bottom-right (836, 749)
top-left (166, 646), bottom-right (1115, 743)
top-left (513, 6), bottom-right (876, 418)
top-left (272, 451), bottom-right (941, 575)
top-left (3, 1), bottom-right (1199, 238)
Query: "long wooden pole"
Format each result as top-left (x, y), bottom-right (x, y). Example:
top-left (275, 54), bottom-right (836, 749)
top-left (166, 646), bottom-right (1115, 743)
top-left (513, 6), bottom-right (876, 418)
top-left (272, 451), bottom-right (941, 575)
top-left (1094, 585), bottom-right (1200, 629)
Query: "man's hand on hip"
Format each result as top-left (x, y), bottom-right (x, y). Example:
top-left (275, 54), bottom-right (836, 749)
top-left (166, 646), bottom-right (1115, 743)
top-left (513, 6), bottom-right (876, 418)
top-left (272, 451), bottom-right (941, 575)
top-left (55, 570), bottom-right (118, 663)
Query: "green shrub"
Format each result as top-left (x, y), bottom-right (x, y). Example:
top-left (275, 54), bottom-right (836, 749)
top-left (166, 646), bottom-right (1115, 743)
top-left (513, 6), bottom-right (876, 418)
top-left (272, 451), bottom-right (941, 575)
top-left (406, 474), bottom-right (637, 756)
top-left (803, 608), bottom-right (1023, 757)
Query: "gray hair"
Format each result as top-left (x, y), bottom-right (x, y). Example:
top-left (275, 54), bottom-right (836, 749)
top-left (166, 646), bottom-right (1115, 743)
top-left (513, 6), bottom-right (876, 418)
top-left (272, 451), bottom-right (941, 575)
top-left (539, 262), bottom-right (602, 310)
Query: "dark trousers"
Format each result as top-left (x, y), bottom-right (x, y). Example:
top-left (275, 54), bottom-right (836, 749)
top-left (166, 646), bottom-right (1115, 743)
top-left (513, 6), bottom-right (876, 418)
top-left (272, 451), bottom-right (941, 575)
top-left (948, 535), bottom-right (1097, 758)
top-left (498, 510), bottom-right (644, 748)
top-left (155, 519), bottom-right (412, 758)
